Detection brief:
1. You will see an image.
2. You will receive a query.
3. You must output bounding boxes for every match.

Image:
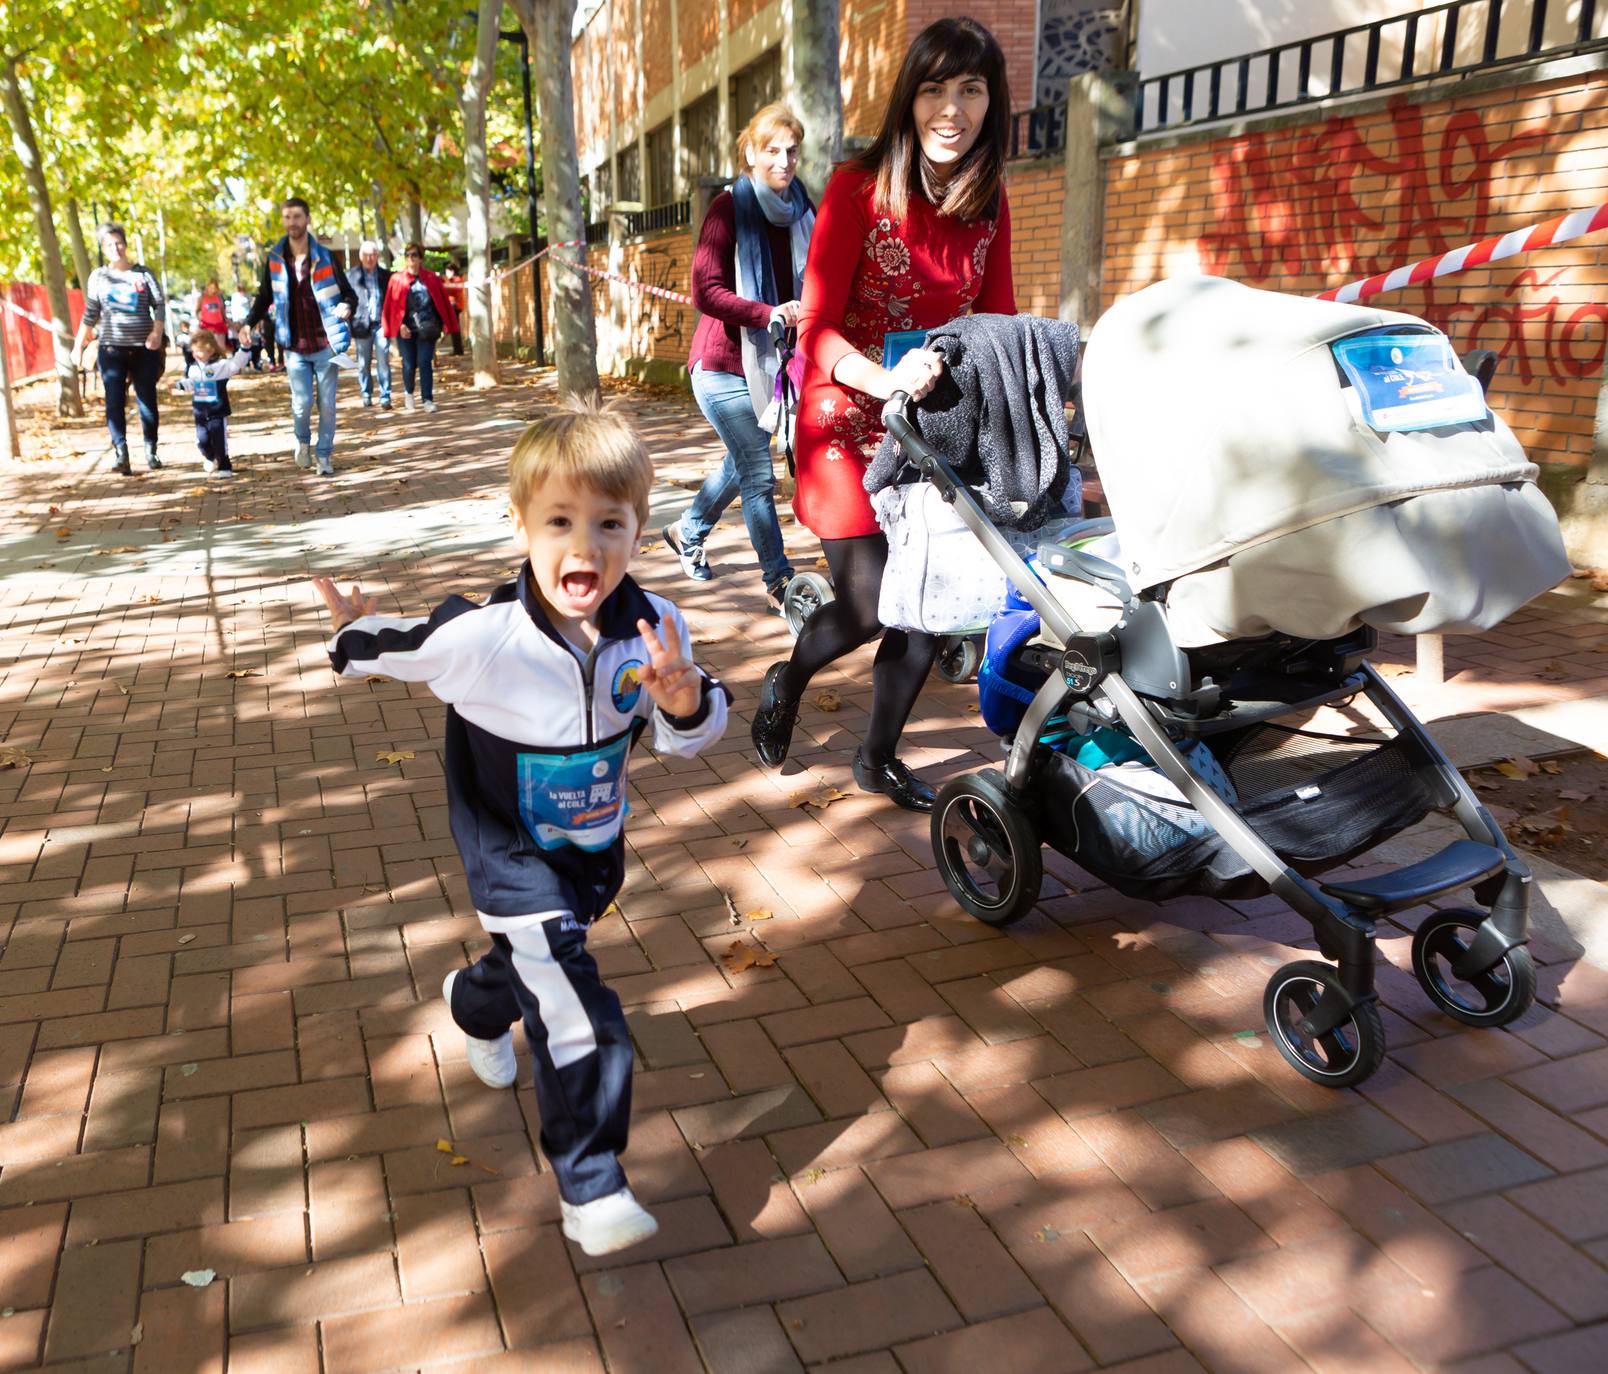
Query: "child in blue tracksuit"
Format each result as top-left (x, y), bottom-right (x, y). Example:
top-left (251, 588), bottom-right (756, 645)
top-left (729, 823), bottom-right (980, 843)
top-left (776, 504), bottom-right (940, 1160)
top-left (313, 401), bottom-right (729, 1257)
top-left (173, 329), bottom-right (254, 477)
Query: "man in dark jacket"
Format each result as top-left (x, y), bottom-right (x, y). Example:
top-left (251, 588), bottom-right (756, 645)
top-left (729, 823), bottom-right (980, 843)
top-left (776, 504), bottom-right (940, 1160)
top-left (350, 240), bottom-right (392, 409)
top-left (241, 196), bottom-right (358, 476)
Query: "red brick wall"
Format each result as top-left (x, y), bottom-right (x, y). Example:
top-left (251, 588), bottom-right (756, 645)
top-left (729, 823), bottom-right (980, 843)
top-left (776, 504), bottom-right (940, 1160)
top-left (679, 0), bottom-right (720, 72)
top-left (643, 0), bottom-right (672, 108)
top-left (903, 0), bottom-right (1039, 112)
top-left (572, 15), bottom-right (611, 165)
top-left (1004, 159), bottom-right (1063, 317)
top-left (612, 0), bottom-right (636, 134)
top-left (841, 0), bottom-right (905, 139)
top-left (731, 0), bottom-right (766, 32)
top-left (1102, 69), bottom-right (1608, 472)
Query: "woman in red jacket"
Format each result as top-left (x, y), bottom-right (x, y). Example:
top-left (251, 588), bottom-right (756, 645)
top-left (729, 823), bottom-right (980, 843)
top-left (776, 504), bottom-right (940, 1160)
top-left (750, 16), bottom-right (1015, 811)
top-left (381, 244), bottom-right (460, 413)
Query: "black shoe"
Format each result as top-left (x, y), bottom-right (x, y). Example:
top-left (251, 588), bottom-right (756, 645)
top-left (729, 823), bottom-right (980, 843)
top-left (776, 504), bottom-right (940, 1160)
top-left (852, 751), bottom-right (935, 812)
top-left (145, 445), bottom-right (162, 470)
top-left (751, 662), bottom-right (800, 768)
top-left (112, 444), bottom-right (132, 476)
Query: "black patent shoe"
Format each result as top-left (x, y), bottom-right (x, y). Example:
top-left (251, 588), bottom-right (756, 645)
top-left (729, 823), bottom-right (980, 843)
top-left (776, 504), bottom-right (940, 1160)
top-left (852, 751), bottom-right (936, 812)
top-left (751, 662), bottom-right (800, 768)
top-left (112, 445), bottom-right (133, 476)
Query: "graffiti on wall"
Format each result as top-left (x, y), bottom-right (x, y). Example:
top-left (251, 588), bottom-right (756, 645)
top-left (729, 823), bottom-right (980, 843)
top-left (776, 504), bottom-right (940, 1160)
top-left (1198, 95), bottom-right (1605, 386)
top-left (632, 246), bottom-right (686, 349)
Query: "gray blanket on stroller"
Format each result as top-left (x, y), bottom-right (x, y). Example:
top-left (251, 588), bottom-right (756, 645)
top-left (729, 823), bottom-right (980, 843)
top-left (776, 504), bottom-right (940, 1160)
top-left (864, 312), bottom-right (1080, 530)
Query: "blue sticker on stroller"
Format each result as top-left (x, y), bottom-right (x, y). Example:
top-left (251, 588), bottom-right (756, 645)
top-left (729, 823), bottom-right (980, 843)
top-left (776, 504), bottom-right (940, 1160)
top-left (517, 735), bottom-right (631, 851)
top-left (1331, 333), bottom-right (1487, 432)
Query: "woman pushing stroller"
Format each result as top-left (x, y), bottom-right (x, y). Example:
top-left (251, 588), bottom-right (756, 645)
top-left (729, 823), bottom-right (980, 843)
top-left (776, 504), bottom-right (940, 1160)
top-left (749, 16), bottom-right (1016, 812)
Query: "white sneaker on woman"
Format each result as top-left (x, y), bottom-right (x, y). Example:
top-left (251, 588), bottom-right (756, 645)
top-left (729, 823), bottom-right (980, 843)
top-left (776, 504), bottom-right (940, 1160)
top-left (404, 393), bottom-right (416, 412)
top-left (441, 971), bottom-right (517, 1088)
top-left (560, 1188), bottom-right (658, 1256)
top-left (423, 400), bottom-right (438, 413)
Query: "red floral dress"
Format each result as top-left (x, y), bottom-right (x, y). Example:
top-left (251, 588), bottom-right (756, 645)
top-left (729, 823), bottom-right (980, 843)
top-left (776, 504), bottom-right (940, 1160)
top-left (793, 168), bottom-right (1016, 539)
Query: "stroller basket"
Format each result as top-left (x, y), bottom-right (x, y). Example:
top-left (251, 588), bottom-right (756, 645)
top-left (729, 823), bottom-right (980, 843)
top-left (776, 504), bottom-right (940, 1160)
top-left (1038, 730), bottom-right (1446, 903)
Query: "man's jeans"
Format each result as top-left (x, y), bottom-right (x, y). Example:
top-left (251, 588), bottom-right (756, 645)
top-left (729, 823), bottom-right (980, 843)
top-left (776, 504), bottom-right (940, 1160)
top-left (285, 347), bottom-right (340, 459)
top-left (354, 333), bottom-right (391, 404)
top-left (681, 364), bottom-right (793, 589)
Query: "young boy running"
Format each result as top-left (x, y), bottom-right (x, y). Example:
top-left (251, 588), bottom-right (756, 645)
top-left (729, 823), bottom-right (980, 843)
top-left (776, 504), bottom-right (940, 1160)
top-left (313, 402), bottom-right (729, 1256)
top-left (174, 329), bottom-right (254, 477)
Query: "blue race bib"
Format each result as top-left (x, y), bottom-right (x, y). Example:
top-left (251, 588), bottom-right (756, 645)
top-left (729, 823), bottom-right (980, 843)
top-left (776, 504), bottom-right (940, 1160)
top-left (517, 735), bottom-right (632, 851)
top-left (191, 376), bottom-right (219, 405)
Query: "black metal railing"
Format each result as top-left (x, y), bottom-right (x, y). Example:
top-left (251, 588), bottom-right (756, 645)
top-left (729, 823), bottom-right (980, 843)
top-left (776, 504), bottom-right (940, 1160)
top-left (1009, 102), bottom-right (1069, 159)
top-left (583, 219), bottom-right (609, 246)
top-left (622, 199), bottom-right (691, 237)
top-left (1136, 0), bottom-right (1604, 134)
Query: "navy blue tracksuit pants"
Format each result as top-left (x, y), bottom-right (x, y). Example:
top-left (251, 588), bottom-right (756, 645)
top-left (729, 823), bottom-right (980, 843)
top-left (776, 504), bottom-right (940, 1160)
top-left (193, 409), bottom-right (229, 464)
top-left (446, 915), bottom-right (632, 1204)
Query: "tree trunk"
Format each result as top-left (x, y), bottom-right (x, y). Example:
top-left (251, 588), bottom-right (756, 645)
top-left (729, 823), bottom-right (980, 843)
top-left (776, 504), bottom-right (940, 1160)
top-left (460, 0), bottom-right (502, 387)
top-left (516, 0), bottom-right (598, 398)
top-left (0, 55), bottom-right (83, 417)
top-left (0, 300), bottom-right (19, 461)
top-left (791, 0), bottom-right (843, 201)
top-left (372, 182), bottom-right (394, 265)
top-left (65, 197), bottom-right (92, 290)
top-left (407, 194), bottom-right (424, 247)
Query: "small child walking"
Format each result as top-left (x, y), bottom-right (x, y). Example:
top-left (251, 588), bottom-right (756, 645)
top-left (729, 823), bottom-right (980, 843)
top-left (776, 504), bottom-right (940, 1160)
top-left (313, 401), bottom-right (729, 1256)
top-left (174, 328), bottom-right (254, 477)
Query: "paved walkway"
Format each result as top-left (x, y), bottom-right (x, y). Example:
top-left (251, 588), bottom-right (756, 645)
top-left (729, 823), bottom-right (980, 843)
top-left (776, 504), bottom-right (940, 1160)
top-left (2, 357), bottom-right (1608, 1373)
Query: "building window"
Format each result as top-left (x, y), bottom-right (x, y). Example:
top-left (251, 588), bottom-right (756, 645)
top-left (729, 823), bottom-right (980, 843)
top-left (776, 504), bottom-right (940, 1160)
top-left (589, 163), bottom-right (613, 215)
top-left (682, 87), bottom-right (722, 182)
top-left (617, 143), bottom-right (642, 206)
top-left (646, 121), bottom-right (675, 205)
top-left (732, 47), bottom-right (782, 133)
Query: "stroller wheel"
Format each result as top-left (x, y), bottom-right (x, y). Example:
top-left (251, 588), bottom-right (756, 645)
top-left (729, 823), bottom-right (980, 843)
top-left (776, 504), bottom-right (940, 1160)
top-left (1263, 960), bottom-right (1386, 1089)
top-left (784, 571), bottom-right (834, 639)
top-left (936, 635), bottom-right (982, 684)
top-left (931, 769), bottom-right (1041, 927)
top-left (1410, 908), bottom-right (1536, 1028)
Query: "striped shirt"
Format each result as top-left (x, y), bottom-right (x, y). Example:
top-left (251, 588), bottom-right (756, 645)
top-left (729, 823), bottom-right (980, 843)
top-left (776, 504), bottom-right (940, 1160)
top-left (81, 266), bottom-right (165, 348)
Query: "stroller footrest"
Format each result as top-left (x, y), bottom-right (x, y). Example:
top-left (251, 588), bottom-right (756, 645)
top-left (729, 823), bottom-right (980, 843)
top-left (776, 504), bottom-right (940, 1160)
top-left (1321, 840), bottom-right (1506, 914)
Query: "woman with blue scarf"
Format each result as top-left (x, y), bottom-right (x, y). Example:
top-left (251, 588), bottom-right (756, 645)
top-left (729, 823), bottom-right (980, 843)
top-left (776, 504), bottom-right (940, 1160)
top-left (663, 104), bottom-right (815, 614)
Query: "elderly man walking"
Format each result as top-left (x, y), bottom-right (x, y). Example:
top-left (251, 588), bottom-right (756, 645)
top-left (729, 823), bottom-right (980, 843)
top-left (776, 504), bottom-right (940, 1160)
top-left (350, 240), bottom-right (392, 410)
top-left (241, 196), bottom-right (358, 477)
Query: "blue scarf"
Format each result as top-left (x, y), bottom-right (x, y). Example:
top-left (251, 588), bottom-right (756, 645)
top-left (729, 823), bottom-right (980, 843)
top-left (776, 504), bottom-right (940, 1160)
top-left (731, 173), bottom-right (814, 427)
top-left (267, 233), bottom-right (352, 354)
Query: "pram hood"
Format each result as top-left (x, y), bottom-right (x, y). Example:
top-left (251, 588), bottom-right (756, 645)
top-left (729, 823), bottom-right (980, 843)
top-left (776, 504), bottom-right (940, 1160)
top-left (1080, 277), bottom-right (1563, 625)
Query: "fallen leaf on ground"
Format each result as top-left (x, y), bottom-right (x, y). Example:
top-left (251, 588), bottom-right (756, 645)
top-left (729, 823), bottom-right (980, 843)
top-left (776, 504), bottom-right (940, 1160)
top-left (639, 542), bottom-right (659, 554)
top-left (94, 546), bottom-right (141, 556)
top-left (224, 669), bottom-right (258, 680)
top-left (721, 939), bottom-right (778, 974)
top-left (814, 556), bottom-right (829, 569)
top-left (1538, 759), bottom-right (1562, 775)
top-left (790, 786), bottom-right (849, 811)
top-left (180, 1269), bottom-right (215, 1287)
top-left (129, 1323), bottom-right (143, 1346)
top-left (177, 934), bottom-right (196, 945)
top-left (1494, 756), bottom-right (1538, 781)
top-left (744, 908), bottom-right (773, 922)
top-left (54, 528), bottom-right (71, 540)
top-left (0, 746), bottom-right (32, 769)
top-left (1594, 575), bottom-right (1608, 593)
top-left (814, 689), bottom-right (841, 712)
top-left (376, 750), bottom-right (415, 765)
top-left (1558, 788), bottom-right (1592, 802)
top-left (140, 595), bottom-right (160, 604)
top-left (48, 504), bottom-right (60, 514)
top-left (435, 1139), bottom-right (455, 1154)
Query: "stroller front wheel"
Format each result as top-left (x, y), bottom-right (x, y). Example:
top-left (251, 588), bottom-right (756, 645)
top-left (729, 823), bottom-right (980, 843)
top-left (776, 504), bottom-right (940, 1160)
top-left (784, 571), bottom-right (834, 639)
top-left (1410, 908), bottom-right (1536, 1028)
top-left (935, 636), bottom-right (982, 684)
top-left (931, 770), bottom-right (1041, 927)
top-left (1263, 960), bottom-right (1386, 1089)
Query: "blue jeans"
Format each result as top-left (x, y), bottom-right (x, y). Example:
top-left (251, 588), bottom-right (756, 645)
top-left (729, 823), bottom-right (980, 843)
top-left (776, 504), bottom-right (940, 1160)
top-left (397, 334), bottom-right (437, 402)
top-left (682, 364), bottom-right (793, 588)
top-left (354, 333), bottom-right (391, 404)
top-left (285, 347), bottom-right (339, 459)
top-left (97, 345), bottom-right (162, 448)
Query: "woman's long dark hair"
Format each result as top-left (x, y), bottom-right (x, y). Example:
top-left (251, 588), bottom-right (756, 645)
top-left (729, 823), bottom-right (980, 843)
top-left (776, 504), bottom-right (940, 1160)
top-left (851, 17), bottom-right (1010, 223)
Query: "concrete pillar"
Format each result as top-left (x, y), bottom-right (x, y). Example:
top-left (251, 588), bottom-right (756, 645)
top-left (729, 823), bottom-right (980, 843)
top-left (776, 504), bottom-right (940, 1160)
top-left (1060, 69), bottom-right (1137, 334)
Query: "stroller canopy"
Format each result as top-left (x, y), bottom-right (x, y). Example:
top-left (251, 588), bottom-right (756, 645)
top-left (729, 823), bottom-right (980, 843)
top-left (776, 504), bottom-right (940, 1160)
top-left (1079, 275), bottom-right (1568, 639)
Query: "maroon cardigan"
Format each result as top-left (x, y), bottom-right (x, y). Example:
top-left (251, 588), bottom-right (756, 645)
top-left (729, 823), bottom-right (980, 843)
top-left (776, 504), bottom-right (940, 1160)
top-left (687, 190), bottom-right (797, 377)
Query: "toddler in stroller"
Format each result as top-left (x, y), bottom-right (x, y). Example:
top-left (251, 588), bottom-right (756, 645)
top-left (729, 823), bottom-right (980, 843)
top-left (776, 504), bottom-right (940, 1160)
top-left (888, 275), bottom-right (1571, 1089)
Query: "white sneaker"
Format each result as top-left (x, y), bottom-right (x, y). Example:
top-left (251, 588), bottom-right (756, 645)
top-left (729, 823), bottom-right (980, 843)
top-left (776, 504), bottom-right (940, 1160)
top-left (441, 971), bottom-right (517, 1088)
top-left (317, 456), bottom-right (334, 477)
top-left (560, 1188), bottom-right (658, 1257)
top-left (423, 400), bottom-right (438, 413)
top-left (293, 441), bottom-right (312, 468)
top-left (404, 393), bottom-right (416, 412)
top-left (202, 456), bottom-right (217, 474)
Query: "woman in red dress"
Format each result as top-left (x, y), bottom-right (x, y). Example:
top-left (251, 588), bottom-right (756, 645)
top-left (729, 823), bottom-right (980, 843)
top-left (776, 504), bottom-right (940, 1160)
top-left (750, 16), bottom-right (1015, 811)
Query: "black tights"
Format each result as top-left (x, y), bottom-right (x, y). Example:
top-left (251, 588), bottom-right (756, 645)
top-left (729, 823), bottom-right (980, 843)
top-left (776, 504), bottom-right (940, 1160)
top-left (778, 533), bottom-right (940, 766)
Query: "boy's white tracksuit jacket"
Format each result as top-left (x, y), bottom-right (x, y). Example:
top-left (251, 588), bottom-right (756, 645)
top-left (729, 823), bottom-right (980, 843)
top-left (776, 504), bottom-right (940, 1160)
top-left (327, 568), bottom-right (729, 924)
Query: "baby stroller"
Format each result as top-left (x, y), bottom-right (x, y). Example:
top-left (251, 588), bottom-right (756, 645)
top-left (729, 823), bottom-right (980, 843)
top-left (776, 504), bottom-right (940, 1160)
top-left (771, 319), bottom-right (986, 680)
top-left (888, 276), bottom-right (1571, 1089)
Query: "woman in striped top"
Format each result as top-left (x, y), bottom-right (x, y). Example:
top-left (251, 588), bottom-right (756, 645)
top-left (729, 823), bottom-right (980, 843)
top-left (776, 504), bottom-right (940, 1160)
top-left (71, 223), bottom-right (167, 475)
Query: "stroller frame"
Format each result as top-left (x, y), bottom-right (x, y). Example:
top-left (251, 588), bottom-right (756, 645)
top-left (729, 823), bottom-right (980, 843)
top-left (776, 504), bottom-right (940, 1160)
top-left (883, 395), bottom-right (1537, 1089)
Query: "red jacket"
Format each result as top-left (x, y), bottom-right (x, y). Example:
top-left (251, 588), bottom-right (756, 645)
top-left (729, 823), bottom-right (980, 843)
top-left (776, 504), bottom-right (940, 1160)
top-left (381, 267), bottom-right (460, 339)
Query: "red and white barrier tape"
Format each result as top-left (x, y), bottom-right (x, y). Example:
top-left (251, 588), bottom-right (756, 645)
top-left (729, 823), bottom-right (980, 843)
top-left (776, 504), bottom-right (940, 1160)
top-left (1, 296), bottom-right (55, 332)
top-left (533, 240), bottom-right (587, 261)
top-left (547, 253), bottom-right (695, 306)
top-left (1321, 201), bottom-right (1608, 303)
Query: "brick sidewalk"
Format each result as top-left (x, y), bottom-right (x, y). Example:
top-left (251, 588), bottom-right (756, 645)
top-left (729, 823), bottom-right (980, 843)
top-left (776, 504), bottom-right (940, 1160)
top-left (2, 358), bottom-right (1607, 1373)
